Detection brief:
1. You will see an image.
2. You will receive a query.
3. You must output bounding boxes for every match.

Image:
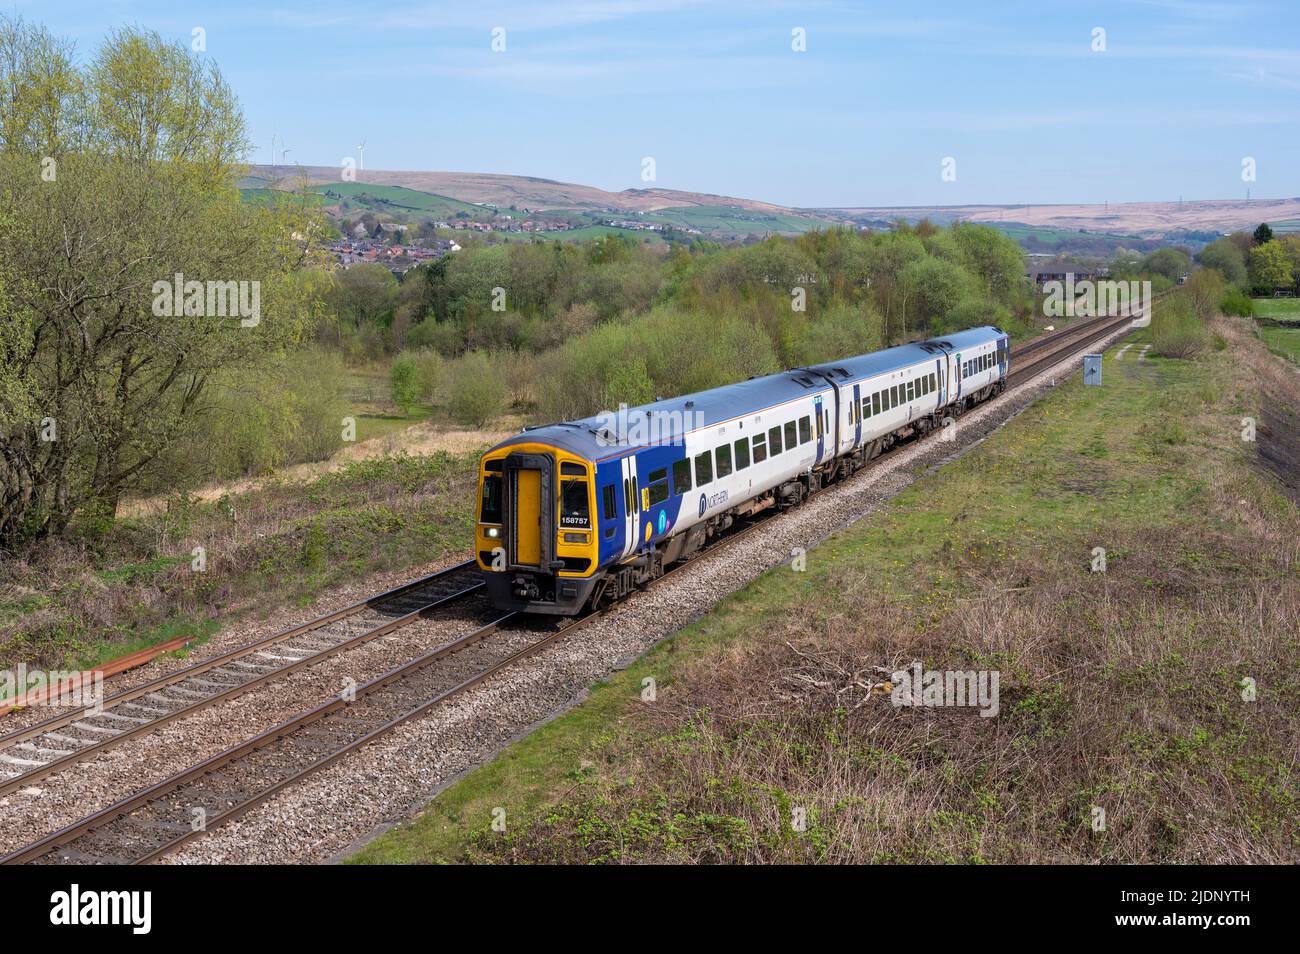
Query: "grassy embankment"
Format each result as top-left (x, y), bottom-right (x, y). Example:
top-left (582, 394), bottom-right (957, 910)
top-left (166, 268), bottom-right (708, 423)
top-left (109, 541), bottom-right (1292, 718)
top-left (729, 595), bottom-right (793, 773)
top-left (0, 453), bottom-right (479, 681)
top-left (352, 316), bottom-right (1299, 864)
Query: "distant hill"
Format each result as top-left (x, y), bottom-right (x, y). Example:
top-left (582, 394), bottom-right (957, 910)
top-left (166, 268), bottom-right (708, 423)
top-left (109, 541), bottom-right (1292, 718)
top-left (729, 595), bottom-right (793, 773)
top-left (820, 197), bottom-right (1300, 239)
top-left (243, 164), bottom-right (1300, 242)
top-left (246, 164), bottom-right (824, 218)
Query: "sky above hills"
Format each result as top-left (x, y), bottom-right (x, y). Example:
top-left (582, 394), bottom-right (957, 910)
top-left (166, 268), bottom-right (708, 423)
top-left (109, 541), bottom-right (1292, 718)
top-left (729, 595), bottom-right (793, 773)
top-left (16, 0), bottom-right (1300, 208)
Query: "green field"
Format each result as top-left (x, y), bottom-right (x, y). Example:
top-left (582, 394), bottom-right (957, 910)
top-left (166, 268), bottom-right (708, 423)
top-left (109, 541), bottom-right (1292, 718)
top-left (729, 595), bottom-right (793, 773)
top-left (307, 182), bottom-right (484, 219)
top-left (643, 205), bottom-right (830, 234)
top-left (348, 323), bottom-right (1298, 865)
top-left (1253, 297), bottom-right (1300, 321)
top-left (238, 187), bottom-right (327, 208)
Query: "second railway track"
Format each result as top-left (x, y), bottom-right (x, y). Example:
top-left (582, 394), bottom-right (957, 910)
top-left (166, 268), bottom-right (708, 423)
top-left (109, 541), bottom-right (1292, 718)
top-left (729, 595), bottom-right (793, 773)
top-left (0, 560), bottom-right (487, 797)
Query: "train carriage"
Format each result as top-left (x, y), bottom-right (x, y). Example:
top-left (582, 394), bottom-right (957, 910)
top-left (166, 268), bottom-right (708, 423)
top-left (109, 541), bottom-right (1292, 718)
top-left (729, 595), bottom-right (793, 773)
top-left (476, 325), bottom-right (1009, 615)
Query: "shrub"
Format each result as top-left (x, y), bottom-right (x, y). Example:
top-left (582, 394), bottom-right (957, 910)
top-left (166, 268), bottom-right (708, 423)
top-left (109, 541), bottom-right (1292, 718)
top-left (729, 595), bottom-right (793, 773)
top-left (445, 351), bottom-right (507, 427)
top-left (1151, 295), bottom-right (1209, 359)
top-left (389, 354), bottom-right (420, 413)
top-left (1183, 269), bottom-right (1224, 322)
top-left (1219, 286), bottom-right (1255, 318)
top-left (408, 349), bottom-right (445, 401)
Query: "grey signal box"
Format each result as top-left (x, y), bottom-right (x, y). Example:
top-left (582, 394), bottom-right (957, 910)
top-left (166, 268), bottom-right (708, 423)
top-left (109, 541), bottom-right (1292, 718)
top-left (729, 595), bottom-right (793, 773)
top-left (1083, 354), bottom-right (1102, 385)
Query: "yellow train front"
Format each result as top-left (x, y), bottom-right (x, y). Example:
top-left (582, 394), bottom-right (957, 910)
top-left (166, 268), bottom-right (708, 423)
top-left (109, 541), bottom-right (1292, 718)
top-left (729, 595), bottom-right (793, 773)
top-left (474, 433), bottom-right (605, 615)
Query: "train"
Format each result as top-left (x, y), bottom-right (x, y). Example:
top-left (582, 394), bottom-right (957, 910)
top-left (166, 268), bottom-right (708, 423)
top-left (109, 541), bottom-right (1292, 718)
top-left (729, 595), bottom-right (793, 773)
top-left (475, 325), bottom-right (1010, 615)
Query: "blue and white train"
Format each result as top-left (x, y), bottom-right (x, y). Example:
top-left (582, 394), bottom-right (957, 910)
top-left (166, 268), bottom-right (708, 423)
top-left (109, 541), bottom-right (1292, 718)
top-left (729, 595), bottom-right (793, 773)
top-left (475, 325), bottom-right (1009, 614)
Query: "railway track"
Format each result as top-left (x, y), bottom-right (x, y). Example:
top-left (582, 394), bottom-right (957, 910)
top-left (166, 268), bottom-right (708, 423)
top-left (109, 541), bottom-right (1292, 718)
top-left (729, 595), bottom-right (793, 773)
top-left (0, 308), bottom-right (1145, 864)
top-left (0, 561), bottom-right (486, 797)
top-left (1007, 310), bottom-right (1141, 387)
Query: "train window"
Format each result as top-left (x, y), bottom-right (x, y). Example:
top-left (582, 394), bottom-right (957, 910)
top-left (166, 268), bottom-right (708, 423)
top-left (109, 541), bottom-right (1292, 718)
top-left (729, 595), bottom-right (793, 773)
top-left (647, 477), bottom-right (669, 507)
top-left (561, 462), bottom-right (587, 476)
top-left (623, 478), bottom-right (630, 514)
top-left (888, 385), bottom-right (897, 408)
top-left (784, 421), bottom-right (797, 449)
top-left (480, 475), bottom-right (502, 524)
top-left (930, 373), bottom-right (937, 392)
top-left (602, 484), bottom-right (617, 521)
top-left (800, 416), bottom-right (812, 443)
top-left (485, 459), bottom-right (504, 472)
top-left (753, 433), bottom-right (767, 463)
top-left (716, 444), bottom-right (733, 478)
top-left (695, 451), bottom-right (713, 486)
top-left (648, 467), bottom-right (667, 484)
top-left (672, 458), bottom-right (692, 494)
top-left (734, 438), bottom-right (750, 470)
top-left (872, 392), bottom-right (881, 415)
top-left (768, 425), bottom-right (783, 456)
top-left (560, 480), bottom-right (590, 528)
top-left (906, 380), bottom-right (915, 402)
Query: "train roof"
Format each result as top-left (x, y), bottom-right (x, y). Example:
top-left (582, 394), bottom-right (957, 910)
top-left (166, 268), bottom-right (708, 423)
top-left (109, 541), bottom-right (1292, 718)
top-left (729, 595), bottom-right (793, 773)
top-left (802, 325), bottom-right (1004, 382)
top-left (489, 325), bottom-right (1006, 462)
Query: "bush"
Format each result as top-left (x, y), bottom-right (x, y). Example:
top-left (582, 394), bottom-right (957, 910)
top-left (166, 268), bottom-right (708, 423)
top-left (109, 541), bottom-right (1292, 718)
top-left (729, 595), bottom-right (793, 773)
top-left (408, 349), bottom-right (445, 401)
top-left (1220, 286), bottom-right (1255, 318)
top-left (445, 351), bottom-right (508, 427)
top-left (1183, 269), bottom-right (1224, 322)
top-left (389, 354), bottom-right (420, 413)
top-left (1151, 295), bottom-right (1209, 359)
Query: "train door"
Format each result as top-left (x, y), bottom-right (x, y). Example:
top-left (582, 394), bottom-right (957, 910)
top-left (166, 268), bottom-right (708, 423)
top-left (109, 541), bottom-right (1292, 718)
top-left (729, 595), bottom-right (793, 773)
top-left (953, 352), bottom-right (963, 401)
top-left (505, 453), bottom-right (553, 570)
top-left (934, 357), bottom-right (946, 409)
top-left (852, 383), bottom-right (862, 448)
top-left (997, 336), bottom-right (1009, 377)
top-left (619, 455), bottom-right (638, 560)
top-left (813, 394), bottom-right (825, 462)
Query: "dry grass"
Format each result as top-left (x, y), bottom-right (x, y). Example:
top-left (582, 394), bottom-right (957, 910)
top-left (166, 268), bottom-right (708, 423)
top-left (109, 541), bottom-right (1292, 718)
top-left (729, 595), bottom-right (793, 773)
top-left (0, 452), bottom-right (480, 672)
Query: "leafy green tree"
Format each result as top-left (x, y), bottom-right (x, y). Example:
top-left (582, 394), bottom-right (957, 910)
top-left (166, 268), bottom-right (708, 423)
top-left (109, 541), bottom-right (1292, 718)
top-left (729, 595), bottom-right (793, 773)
top-left (1248, 240), bottom-right (1293, 294)
top-left (0, 18), bottom-right (322, 549)
top-left (329, 263), bottom-right (398, 330)
top-left (1197, 238), bottom-right (1247, 287)
top-left (1139, 248), bottom-right (1192, 282)
top-left (900, 256), bottom-right (973, 335)
top-left (1253, 223), bottom-right (1273, 245)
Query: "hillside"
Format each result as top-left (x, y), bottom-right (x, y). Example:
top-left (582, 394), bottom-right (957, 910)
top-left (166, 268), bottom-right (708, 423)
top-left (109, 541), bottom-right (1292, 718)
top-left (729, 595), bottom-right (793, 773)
top-left (824, 196), bottom-right (1300, 238)
top-left (246, 164), bottom-right (823, 218)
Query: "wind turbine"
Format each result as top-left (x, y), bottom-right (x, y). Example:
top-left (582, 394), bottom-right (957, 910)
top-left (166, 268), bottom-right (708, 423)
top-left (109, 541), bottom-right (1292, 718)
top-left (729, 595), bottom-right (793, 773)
top-left (281, 145), bottom-right (292, 165)
top-left (356, 139), bottom-right (366, 173)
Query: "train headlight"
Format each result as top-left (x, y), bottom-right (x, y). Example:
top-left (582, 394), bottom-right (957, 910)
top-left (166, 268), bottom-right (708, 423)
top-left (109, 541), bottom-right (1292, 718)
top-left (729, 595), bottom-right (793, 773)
top-left (485, 527), bottom-right (501, 539)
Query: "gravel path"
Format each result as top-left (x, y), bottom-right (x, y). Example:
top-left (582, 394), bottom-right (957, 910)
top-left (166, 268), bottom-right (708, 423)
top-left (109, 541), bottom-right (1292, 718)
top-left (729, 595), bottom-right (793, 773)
top-left (153, 327), bottom-right (1134, 865)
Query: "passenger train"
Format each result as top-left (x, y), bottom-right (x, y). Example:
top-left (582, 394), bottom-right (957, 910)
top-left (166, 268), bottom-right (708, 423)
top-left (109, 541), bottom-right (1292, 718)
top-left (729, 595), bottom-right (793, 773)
top-left (475, 325), bottom-right (1010, 614)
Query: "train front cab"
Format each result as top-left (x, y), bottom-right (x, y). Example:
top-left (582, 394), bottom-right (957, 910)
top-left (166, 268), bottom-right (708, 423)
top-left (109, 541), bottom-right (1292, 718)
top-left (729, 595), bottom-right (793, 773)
top-left (475, 443), bottom-right (601, 614)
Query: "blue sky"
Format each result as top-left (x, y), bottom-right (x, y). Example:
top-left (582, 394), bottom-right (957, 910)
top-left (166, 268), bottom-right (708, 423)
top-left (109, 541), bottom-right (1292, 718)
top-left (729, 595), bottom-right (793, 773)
top-left (13, 0), bottom-right (1300, 207)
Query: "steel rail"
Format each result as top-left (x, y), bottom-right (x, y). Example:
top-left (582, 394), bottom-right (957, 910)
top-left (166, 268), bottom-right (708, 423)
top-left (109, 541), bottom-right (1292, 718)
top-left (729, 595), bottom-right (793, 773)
top-left (0, 561), bottom-right (482, 796)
